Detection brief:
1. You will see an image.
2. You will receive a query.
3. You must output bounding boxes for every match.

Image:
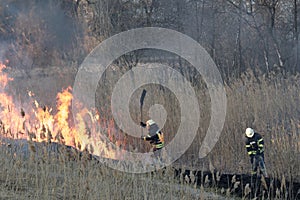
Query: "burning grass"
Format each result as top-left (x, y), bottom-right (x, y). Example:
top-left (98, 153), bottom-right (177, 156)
top-left (0, 61), bottom-right (237, 199)
top-left (0, 60), bottom-right (299, 199)
top-left (0, 61), bottom-right (117, 160)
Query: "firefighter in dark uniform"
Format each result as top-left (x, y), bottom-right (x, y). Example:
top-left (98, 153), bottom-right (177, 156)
top-left (140, 119), bottom-right (164, 157)
top-left (245, 127), bottom-right (268, 177)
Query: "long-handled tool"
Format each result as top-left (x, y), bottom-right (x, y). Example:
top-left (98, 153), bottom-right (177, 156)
top-left (140, 89), bottom-right (147, 136)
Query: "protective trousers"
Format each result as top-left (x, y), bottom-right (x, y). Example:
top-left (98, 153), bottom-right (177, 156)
top-left (252, 155), bottom-right (268, 177)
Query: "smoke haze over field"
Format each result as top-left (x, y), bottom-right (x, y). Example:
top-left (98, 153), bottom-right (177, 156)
top-left (0, 0), bottom-right (298, 187)
top-left (0, 0), bottom-right (82, 69)
top-left (0, 0), bottom-right (299, 77)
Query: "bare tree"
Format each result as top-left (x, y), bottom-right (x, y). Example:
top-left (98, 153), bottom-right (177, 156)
top-left (293, 0), bottom-right (299, 72)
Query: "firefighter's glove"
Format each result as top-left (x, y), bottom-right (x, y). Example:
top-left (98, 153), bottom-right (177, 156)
top-left (20, 108), bottom-right (25, 118)
top-left (140, 122), bottom-right (146, 128)
top-left (141, 136), bottom-right (146, 140)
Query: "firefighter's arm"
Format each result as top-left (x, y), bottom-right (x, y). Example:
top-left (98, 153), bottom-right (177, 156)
top-left (246, 142), bottom-right (255, 163)
top-left (140, 122), bottom-right (146, 128)
top-left (141, 135), bottom-right (146, 140)
top-left (141, 134), bottom-right (160, 144)
top-left (141, 135), bottom-right (153, 141)
top-left (257, 137), bottom-right (264, 153)
top-left (245, 141), bottom-right (256, 157)
top-left (245, 141), bottom-right (251, 154)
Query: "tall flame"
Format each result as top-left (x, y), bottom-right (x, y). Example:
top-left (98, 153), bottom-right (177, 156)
top-left (0, 63), bottom-right (23, 138)
top-left (54, 86), bottom-right (76, 146)
top-left (0, 62), bottom-right (117, 159)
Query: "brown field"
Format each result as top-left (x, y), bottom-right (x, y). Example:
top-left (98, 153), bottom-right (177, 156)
top-left (1, 64), bottom-right (299, 199)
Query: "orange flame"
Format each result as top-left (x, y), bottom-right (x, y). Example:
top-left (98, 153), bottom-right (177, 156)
top-left (0, 62), bottom-right (117, 159)
top-left (54, 86), bottom-right (76, 146)
top-left (0, 63), bottom-right (24, 138)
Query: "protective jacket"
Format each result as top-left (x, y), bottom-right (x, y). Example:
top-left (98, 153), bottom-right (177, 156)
top-left (142, 131), bottom-right (164, 150)
top-left (141, 121), bottom-right (164, 151)
top-left (245, 132), bottom-right (264, 161)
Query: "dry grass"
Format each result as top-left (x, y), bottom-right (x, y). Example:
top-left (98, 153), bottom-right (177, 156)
top-left (96, 62), bottom-right (299, 184)
top-left (214, 70), bottom-right (300, 180)
top-left (0, 139), bottom-right (233, 200)
top-left (91, 62), bottom-right (300, 199)
top-left (2, 61), bottom-right (299, 199)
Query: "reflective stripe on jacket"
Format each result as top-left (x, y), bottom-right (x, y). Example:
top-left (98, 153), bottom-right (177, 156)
top-left (143, 131), bottom-right (164, 150)
top-left (245, 132), bottom-right (264, 156)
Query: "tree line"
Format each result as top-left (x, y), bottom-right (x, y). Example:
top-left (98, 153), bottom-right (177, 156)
top-left (0, 0), bottom-right (299, 80)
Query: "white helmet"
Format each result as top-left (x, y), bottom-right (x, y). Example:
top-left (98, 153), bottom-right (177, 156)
top-left (146, 119), bottom-right (156, 126)
top-left (245, 128), bottom-right (254, 138)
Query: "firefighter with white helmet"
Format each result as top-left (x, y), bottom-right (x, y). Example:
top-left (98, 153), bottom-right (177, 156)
top-left (245, 127), bottom-right (268, 177)
top-left (140, 119), bottom-right (164, 156)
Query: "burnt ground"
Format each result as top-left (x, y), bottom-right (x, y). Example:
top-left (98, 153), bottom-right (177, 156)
top-left (174, 168), bottom-right (300, 200)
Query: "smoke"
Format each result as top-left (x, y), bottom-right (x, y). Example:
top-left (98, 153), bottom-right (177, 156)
top-left (33, 0), bottom-right (79, 50)
top-left (0, 0), bottom-right (82, 69)
top-left (0, 0), bottom-right (83, 112)
top-left (0, 42), bottom-right (8, 62)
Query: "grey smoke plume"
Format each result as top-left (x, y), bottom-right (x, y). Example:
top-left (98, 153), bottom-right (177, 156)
top-left (0, 0), bottom-right (81, 69)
